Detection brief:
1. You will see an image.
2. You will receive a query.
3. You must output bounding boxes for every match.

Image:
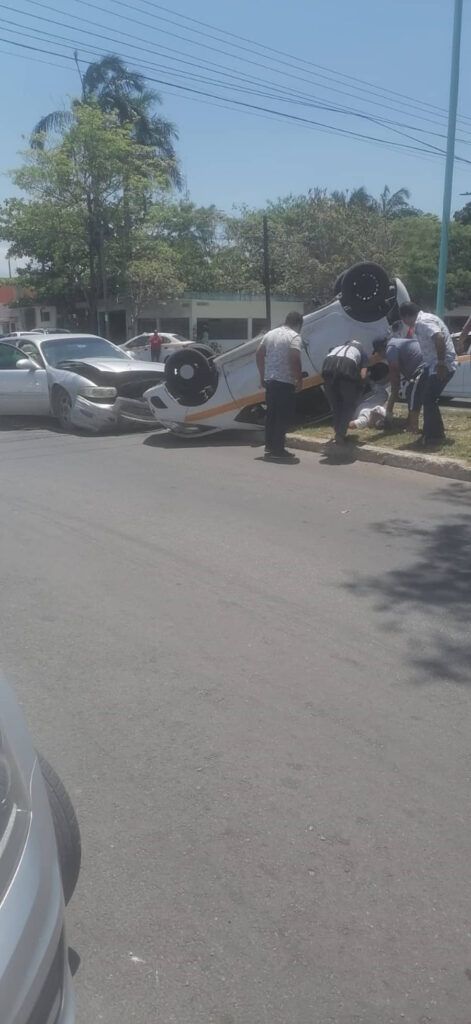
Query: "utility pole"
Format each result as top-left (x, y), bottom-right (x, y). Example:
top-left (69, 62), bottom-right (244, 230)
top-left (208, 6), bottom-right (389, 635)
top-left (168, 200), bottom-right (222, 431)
top-left (99, 222), bottom-right (109, 339)
top-left (436, 0), bottom-right (464, 317)
top-left (262, 214), bottom-right (271, 330)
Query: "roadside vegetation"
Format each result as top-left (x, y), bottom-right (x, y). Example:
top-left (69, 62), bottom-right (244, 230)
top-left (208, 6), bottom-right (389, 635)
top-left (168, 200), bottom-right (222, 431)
top-left (1, 53), bottom-right (471, 331)
top-left (298, 408), bottom-right (471, 464)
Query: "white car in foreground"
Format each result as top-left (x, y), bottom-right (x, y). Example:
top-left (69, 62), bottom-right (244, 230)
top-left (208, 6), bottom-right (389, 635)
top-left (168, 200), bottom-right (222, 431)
top-left (0, 333), bottom-right (165, 431)
top-left (0, 674), bottom-right (81, 1023)
top-left (121, 332), bottom-right (192, 362)
top-left (144, 262), bottom-right (410, 436)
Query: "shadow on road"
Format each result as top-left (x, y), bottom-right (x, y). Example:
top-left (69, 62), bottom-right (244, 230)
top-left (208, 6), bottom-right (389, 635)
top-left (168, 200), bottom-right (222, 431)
top-left (0, 416), bottom-right (55, 432)
top-left (143, 429), bottom-right (264, 450)
top-left (0, 416), bottom-right (162, 438)
top-left (346, 482), bottom-right (471, 686)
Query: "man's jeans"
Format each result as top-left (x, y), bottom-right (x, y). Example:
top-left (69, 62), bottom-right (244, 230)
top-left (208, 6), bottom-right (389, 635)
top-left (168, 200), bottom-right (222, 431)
top-left (324, 378), bottom-right (361, 439)
top-left (265, 380), bottom-right (296, 454)
top-left (420, 367), bottom-right (454, 440)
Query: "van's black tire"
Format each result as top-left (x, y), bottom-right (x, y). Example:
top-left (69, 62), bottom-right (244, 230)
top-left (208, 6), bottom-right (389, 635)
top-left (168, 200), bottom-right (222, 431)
top-left (38, 754), bottom-right (81, 905)
top-left (340, 262), bottom-right (393, 320)
top-left (165, 347), bottom-right (218, 406)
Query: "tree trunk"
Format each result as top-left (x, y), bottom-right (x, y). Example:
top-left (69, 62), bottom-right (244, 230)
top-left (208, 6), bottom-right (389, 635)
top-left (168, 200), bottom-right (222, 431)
top-left (86, 191), bottom-right (99, 333)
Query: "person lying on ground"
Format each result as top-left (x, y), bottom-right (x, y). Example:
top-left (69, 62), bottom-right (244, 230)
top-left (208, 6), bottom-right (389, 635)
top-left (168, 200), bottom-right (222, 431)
top-left (349, 379), bottom-right (389, 430)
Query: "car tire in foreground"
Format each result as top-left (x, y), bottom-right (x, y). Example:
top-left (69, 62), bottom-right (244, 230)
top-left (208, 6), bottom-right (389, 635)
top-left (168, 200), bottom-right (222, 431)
top-left (38, 754), bottom-right (81, 905)
top-left (51, 386), bottom-right (74, 431)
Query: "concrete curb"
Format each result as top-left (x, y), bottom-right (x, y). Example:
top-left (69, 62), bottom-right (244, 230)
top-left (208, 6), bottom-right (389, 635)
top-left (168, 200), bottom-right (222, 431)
top-left (286, 432), bottom-right (471, 483)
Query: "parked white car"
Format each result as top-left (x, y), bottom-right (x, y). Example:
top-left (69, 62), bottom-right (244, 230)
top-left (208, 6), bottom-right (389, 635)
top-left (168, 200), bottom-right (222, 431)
top-left (395, 333), bottom-right (468, 403)
top-left (0, 674), bottom-right (80, 1023)
top-left (144, 262), bottom-right (410, 436)
top-left (121, 332), bottom-right (192, 362)
top-left (0, 333), bottom-right (165, 431)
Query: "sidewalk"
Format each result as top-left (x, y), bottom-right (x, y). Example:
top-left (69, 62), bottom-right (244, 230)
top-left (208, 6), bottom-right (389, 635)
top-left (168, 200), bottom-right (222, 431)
top-left (287, 409), bottom-right (471, 482)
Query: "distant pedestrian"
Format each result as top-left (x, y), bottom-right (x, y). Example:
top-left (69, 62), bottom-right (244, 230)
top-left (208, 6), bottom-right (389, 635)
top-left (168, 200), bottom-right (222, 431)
top-left (322, 340), bottom-right (369, 445)
top-left (256, 312), bottom-right (304, 462)
top-left (373, 334), bottom-right (425, 433)
top-left (150, 330), bottom-right (163, 362)
top-left (399, 302), bottom-right (457, 446)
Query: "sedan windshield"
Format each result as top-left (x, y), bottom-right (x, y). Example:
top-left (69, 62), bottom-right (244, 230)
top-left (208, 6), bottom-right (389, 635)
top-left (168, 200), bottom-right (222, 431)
top-left (41, 337), bottom-right (129, 367)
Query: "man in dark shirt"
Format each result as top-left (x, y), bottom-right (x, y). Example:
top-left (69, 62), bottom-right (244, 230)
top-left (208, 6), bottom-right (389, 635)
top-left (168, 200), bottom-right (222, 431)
top-left (374, 335), bottom-right (424, 432)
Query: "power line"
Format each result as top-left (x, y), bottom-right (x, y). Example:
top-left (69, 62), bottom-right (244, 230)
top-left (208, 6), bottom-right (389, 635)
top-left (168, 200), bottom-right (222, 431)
top-left (8, 0), bottom-right (471, 159)
top-left (121, 0), bottom-right (471, 128)
top-left (33, 0), bottom-right (471, 134)
top-left (4, 30), bottom-right (470, 168)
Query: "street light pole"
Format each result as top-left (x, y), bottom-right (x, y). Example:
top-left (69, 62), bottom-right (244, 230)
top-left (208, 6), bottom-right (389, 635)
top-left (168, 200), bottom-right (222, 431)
top-left (436, 0), bottom-right (464, 317)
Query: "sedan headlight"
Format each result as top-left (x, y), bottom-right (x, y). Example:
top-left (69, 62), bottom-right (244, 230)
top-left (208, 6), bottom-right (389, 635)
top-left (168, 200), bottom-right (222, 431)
top-left (78, 386), bottom-right (117, 401)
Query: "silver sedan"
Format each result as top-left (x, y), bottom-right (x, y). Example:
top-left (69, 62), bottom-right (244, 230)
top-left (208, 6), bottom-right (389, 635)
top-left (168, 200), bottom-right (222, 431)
top-left (0, 334), bottom-right (165, 431)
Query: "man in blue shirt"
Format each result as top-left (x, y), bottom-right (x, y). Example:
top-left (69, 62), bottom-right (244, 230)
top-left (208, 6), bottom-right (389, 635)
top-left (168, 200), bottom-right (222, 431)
top-left (399, 302), bottom-right (457, 446)
top-left (374, 333), bottom-right (425, 433)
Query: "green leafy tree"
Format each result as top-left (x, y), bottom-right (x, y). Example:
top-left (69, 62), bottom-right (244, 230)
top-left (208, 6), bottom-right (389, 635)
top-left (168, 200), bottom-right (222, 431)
top-left (32, 54), bottom-right (181, 189)
top-left (146, 201), bottom-right (225, 291)
top-left (4, 104), bottom-right (170, 329)
top-left (454, 201), bottom-right (471, 226)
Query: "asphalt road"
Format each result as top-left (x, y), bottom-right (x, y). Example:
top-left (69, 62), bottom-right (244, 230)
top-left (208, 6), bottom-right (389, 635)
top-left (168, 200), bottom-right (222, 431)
top-left (2, 420), bottom-right (471, 1024)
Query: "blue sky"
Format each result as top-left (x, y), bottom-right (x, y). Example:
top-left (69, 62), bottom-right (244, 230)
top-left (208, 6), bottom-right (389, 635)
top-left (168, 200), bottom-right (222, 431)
top-left (1, 0), bottom-right (470, 271)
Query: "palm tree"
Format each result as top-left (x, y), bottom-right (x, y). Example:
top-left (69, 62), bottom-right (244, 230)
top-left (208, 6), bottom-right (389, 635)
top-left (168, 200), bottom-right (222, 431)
top-left (31, 54), bottom-right (181, 187)
top-left (31, 55), bottom-right (182, 333)
top-left (347, 186), bottom-right (377, 211)
top-left (379, 185), bottom-right (412, 219)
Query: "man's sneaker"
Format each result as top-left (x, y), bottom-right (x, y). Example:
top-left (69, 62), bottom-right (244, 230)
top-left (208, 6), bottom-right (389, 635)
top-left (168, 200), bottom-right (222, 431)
top-left (264, 449), bottom-right (298, 462)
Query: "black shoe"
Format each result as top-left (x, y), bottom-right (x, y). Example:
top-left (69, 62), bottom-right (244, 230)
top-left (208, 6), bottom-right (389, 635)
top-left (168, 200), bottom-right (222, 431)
top-left (422, 436), bottom-right (445, 449)
top-left (265, 449), bottom-right (298, 462)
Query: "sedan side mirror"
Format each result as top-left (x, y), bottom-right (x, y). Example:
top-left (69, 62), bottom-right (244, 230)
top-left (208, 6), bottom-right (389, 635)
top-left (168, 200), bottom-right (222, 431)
top-left (16, 358), bottom-right (38, 370)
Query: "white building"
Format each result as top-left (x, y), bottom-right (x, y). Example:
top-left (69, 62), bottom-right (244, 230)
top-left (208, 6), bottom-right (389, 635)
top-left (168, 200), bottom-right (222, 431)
top-left (0, 285), bottom-right (58, 335)
top-left (98, 293), bottom-right (306, 349)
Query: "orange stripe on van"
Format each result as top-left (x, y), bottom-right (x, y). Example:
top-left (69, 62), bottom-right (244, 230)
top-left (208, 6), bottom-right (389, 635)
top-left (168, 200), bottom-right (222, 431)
top-left (184, 373), bottom-right (323, 424)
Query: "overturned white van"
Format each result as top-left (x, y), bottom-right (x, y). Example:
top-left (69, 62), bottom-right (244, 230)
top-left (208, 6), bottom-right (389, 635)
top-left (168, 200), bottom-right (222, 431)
top-left (144, 262), bottom-right (410, 437)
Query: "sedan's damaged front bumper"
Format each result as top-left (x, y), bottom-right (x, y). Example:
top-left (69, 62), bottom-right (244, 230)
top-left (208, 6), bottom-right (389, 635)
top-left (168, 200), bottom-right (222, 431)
top-left (70, 396), bottom-right (118, 432)
top-left (69, 396), bottom-right (158, 432)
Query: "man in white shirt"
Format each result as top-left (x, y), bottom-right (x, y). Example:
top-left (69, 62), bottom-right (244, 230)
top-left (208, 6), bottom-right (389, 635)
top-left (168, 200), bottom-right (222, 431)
top-left (399, 302), bottom-right (457, 446)
top-left (256, 312), bottom-right (303, 462)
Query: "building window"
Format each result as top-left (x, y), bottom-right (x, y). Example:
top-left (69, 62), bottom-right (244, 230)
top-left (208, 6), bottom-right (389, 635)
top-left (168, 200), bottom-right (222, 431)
top-left (40, 309), bottom-right (51, 322)
top-left (159, 317), bottom-right (190, 338)
top-left (23, 308), bottom-right (36, 330)
top-left (137, 317), bottom-right (157, 334)
top-left (196, 318), bottom-right (248, 342)
top-left (252, 318), bottom-right (269, 338)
